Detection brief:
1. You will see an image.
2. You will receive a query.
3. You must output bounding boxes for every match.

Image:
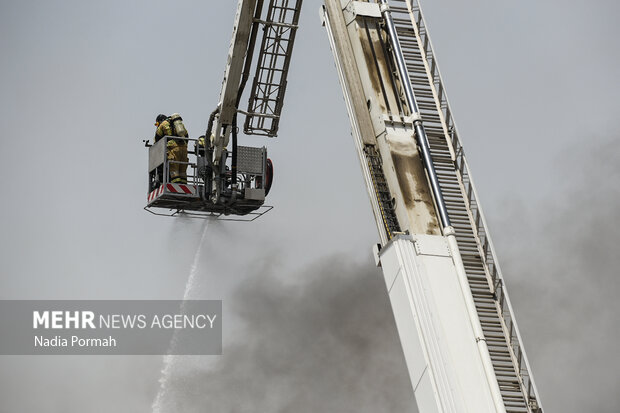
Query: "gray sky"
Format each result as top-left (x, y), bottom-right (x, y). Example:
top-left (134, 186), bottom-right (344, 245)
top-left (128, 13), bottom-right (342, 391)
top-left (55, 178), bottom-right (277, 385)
top-left (0, 0), bottom-right (618, 412)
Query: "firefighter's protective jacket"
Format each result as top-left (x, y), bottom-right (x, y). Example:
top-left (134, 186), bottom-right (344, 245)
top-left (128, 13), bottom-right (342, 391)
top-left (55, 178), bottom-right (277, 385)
top-left (155, 120), bottom-right (174, 143)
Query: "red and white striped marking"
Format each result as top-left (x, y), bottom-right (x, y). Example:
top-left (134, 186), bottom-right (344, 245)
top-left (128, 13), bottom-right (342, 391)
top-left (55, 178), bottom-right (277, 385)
top-left (147, 184), bottom-right (196, 203)
top-left (165, 183), bottom-right (195, 194)
top-left (148, 186), bottom-right (165, 203)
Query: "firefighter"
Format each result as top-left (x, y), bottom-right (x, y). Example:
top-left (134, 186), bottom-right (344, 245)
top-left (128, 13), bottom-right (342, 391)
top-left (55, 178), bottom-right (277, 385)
top-left (155, 113), bottom-right (189, 184)
top-left (195, 133), bottom-right (219, 156)
top-left (196, 135), bottom-right (207, 156)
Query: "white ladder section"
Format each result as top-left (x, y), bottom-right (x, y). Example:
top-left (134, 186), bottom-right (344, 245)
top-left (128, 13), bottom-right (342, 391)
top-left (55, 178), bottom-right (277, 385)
top-left (386, 0), bottom-right (543, 411)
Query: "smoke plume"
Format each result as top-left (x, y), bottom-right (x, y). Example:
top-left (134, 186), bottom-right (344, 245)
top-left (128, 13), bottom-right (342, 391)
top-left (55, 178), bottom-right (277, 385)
top-left (494, 138), bottom-right (620, 413)
top-left (155, 257), bottom-right (417, 412)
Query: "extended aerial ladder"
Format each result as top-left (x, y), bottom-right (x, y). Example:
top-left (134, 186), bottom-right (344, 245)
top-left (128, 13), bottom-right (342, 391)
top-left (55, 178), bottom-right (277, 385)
top-left (145, 0), bottom-right (302, 219)
top-left (321, 0), bottom-right (544, 412)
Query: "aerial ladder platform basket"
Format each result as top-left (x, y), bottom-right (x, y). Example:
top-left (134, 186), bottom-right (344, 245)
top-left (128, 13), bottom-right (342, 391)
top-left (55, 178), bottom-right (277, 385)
top-left (145, 0), bottom-right (302, 220)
